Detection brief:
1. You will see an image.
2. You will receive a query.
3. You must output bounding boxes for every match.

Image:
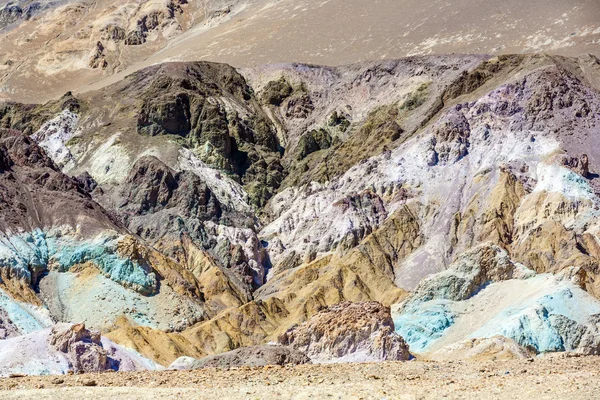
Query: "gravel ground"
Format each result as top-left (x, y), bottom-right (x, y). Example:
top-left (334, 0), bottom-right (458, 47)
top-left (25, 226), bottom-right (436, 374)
top-left (0, 354), bottom-right (599, 399)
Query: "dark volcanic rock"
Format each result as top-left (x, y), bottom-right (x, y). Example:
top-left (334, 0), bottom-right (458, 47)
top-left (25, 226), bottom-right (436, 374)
top-left (129, 62), bottom-right (282, 206)
top-left (73, 171), bottom-right (98, 194)
top-left (0, 129), bottom-right (113, 233)
top-left (562, 154), bottom-right (590, 178)
top-left (120, 155), bottom-right (222, 221)
top-left (115, 156), bottom-right (266, 291)
top-left (0, 1), bottom-right (46, 29)
top-left (0, 5), bottom-right (22, 29)
top-left (124, 28), bottom-right (146, 45)
top-left (0, 92), bottom-right (81, 135)
top-left (261, 77), bottom-right (293, 106)
top-left (121, 156), bottom-right (180, 215)
top-left (296, 128), bottom-right (332, 160)
top-left (284, 92), bottom-right (314, 119)
top-left (133, 63), bottom-right (277, 151)
top-left (101, 24), bottom-right (126, 41)
top-left (88, 41), bottom-right (108, 69)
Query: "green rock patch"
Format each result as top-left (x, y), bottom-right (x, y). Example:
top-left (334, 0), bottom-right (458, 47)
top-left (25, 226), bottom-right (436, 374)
top-left (261, 77), bottom-right (294, 106)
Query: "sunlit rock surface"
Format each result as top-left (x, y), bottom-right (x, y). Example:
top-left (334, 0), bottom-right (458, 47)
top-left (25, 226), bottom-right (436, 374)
top-left (0, 323), bottom-right (158, 376)
top-left (279, 302), bottom-right (411, 363)
top-left (1, 54), bottom-right (600, 371)
top-left (393, 252), bottom-right (600, 357)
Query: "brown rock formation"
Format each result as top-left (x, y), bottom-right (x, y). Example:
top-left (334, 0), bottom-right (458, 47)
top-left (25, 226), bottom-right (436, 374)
top-left (278, 301), bottom-right (411, 363)
top-left (48, 323), bottom-right (108, 373)
top-left (561, 154), bottom-right (590, 178)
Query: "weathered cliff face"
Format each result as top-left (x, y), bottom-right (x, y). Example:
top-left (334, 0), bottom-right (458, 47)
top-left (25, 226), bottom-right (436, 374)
top-left (0, 128), bottom-right (216, 336)
top-left (393, 244), bottom-right (600, 358)
top-left (2, 53), bottom-right (600, 368)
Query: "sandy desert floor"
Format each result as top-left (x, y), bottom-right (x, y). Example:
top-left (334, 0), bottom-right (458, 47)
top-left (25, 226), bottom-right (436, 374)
top-left (2, 0), bottom-right (600, 102)
top-left (0, 355), bottom-right (599, 399)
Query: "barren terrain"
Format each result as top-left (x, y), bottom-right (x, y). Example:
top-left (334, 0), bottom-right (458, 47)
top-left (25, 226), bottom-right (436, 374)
top-left (1, 1), bottom-right (600, 397)
top-left (1, 0), bottom-right (599, 102)
top-left (1, 355), bottom-right (599, 399)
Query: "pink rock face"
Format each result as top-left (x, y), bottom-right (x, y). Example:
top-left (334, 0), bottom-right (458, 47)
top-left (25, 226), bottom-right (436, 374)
top-left (279, 301), bottom-right (411, 363)
top-left (48, 323), bottom-right (108, 373)
top-left (0, 324), bottom-right (158, 376)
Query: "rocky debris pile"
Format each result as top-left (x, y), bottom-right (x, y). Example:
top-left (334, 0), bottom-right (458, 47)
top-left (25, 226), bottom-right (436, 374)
top-left (170, 345), bottom-right (311, 369)
top-left (279, 302), bottom-right (411, 363)
top-left (429, 336), bottom-right (535, 361)
top-left (48, 323), bottom-right (108, 373)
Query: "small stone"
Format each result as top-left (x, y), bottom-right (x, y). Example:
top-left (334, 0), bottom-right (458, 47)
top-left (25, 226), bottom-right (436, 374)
top-left (82, 379), bottom-right (97, 387)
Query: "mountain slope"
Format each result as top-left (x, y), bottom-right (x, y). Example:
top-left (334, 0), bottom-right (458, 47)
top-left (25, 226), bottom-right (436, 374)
top-left (1, 53), bottom-right (600, 367)
top-left (0, 0), bottom-right (599, 102)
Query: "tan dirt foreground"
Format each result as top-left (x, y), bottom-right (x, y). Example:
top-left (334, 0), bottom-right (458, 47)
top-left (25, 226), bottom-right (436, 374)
top-left (0, 355), bottom-right (599, 399)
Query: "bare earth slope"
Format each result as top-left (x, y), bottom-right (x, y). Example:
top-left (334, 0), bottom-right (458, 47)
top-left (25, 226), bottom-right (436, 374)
top-left (1, 0), bottom-right (599, 102)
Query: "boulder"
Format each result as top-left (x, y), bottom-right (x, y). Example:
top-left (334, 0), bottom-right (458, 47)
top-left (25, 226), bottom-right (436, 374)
top-left (279, 301), bottom-right (411, 363)
top-left (48, 323), bottom-right (108, 373)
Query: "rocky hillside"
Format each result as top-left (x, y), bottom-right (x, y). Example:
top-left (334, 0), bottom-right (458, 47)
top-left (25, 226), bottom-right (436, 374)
top-left (1, 52), bottom-right (600, 373)
top-left (0, 0), bottom-right (599, 102)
